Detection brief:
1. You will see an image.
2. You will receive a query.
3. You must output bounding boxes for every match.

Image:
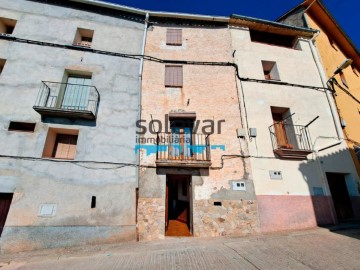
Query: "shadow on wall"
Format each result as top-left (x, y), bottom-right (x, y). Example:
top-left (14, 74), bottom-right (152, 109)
top-left (257, 147), bottom-right (360, 237)
top-left (41, 116), bottom-right (97, 127)
top-left (298, 147), bottom-right (360, 228)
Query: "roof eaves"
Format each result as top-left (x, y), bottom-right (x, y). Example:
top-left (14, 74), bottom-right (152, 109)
top-left (70, 0), bottom-right (228, 22)
top-left (231, 14), bottom-right (317, 34)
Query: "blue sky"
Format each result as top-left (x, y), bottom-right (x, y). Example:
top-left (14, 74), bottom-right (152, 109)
top-left (104, 0), bottom-right (359, 49)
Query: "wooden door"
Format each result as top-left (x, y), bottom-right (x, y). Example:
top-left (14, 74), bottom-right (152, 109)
top-left (273, 113), bottom-right (290, 149)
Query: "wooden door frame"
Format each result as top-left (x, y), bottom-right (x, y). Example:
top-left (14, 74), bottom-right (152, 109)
top-left (165, 174), bottom-right (193, 236)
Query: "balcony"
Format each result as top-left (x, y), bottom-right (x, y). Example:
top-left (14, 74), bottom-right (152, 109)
top-left (33, 81), bottom-right (99, 120)
top-left (155, 132), bottom-right (211, 168)
top-left (269, 123), bottom-right (313, 159)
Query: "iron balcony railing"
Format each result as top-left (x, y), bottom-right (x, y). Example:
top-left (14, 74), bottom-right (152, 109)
top-left (269, 123), bottom-right (313, 151)
top-left (156, 132), bottom-right (211, 162)
top-left (33, 81), bottom-right (100, 119)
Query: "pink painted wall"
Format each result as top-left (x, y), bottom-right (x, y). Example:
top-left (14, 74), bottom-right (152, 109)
top-left (257, 195), bottom-right (335, 233)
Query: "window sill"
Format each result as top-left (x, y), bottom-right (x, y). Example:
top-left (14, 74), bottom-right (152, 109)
top-left (264, 78), bottom-right (281, 82)
top-left (41, 157), bottom-right (76, 161)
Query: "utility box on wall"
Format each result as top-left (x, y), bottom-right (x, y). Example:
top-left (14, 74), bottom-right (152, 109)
top-left (232, 181), bottom-right (246, 191)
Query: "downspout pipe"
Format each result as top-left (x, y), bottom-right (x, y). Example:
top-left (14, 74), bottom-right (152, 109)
top-left (136, 12), bottom-right (149, 188)
top-left (308, 30), bottom-right (344, 140)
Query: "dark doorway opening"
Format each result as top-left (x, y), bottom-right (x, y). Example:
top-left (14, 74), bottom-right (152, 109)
top-left (0, 193), bottom-right (13, 237)
top-left (326, 173), bottom-right (354, 221)
top-left (166, 175), bottom-right (192, 236)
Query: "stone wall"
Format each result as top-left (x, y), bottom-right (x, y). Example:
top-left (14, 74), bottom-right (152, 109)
top-left (137, 198), bottom-right (165, 241)
top-left (193, 199), bottom-right (259, 237)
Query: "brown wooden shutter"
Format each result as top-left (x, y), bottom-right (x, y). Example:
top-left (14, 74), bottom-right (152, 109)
top-left (53, 134), bottom-right (78, 159)
top-left (166, 29), bottom-right (182, 45)
top-left (165, 66), bottom-right (183, 87)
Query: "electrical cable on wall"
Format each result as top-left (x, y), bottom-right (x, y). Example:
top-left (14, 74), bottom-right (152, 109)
top-left (0, 35), bottom-right (331, 171)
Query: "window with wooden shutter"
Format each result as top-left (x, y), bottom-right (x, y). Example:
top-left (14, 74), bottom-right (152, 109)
top-left (52, 134), bottom-right (78, 160)
top-left (165, 66), bottom-right (183, 87)
top-left (166, 29), bottom-right (182, 46)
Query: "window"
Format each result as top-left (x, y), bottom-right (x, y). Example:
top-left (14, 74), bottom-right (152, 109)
top-left (0, 59), bottom-right (6, 75)
top-left (8, 121), bottom-right (36, 132)
top-left (165, 66), bottom-right (183, 87)
top-left (249, 30), bottom-right (295, 48)
top-left (0, 17), bottom-right (16, 35)
top-left (339, 71), bottom-right (348, 88)
top-left (271, 107), bottom-right (294, 149)
top-left (262, 61), bottom-right (280, 81)
top-left (42, 128), bottom-right (78, 160)
top-left (169, 117), bottom-right (194, 159)
top-left (166, 29), bottom-right (182, 46)
top-left (52, 134), bottom-right (78, 159)
top-left (61, 74), bottom-right (92, 111)
top-left (73, 28), bottom-right (94, 48)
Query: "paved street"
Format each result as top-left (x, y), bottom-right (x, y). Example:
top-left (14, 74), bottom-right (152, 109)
top-left (0, 228), bottom-right (359, 270)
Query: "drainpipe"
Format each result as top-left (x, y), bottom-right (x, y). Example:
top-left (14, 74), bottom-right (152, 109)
top-left (136, 12), bottom-right (149, 188)
top-left (307, 29), bottom-right (341, 224)
top-left (308, 31), bottom-right (343, 140)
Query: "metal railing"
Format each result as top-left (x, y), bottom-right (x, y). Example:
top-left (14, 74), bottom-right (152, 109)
top-left (34, 81), bottom-right (100, 116)
top-left (269, 123), bottom-right (312, 151)
top-left (156, 132), bottom-right (211, 161)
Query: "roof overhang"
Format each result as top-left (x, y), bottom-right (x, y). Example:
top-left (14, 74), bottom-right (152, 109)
top-left (70, 0), bottom-right (228, 22)
top-left (230, 14), bottom-right (317, 38)
top-left (277, 0), bottom-right (359, 69)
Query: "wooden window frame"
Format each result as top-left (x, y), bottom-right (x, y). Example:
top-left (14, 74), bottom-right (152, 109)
top-left (42, 128), bottom-right (79, 160)
top-left (52, 134), bottom-right (78, 160)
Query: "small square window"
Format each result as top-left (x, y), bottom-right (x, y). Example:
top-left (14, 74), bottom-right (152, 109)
top-left (166, 29), bottom-right (182, 46)
top-left (42, 128), bottom-right (79, 160)
top-left (262, 61), bottom-right (280, 81)
top-left (0, 17), bottom-right (17, 35)
top-left (73, 28), bottom-right (94, 48)
top-left (0, 59), bottom-right (6, 75)
top-left (165, 65), bottom-right (183, 87)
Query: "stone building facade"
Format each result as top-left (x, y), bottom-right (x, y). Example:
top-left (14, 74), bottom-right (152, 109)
top-left (138, 16), bottom-right (259, 240)
top-left (0, 0), bottom-right (358, 253)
